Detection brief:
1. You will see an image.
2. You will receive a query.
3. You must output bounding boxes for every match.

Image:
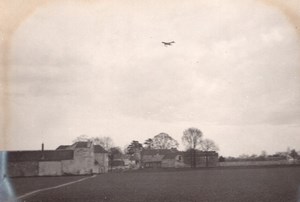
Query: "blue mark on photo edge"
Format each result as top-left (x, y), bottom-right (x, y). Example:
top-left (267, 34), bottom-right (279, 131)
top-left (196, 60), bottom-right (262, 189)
top-left (0, 152), bottom-right (15, 201)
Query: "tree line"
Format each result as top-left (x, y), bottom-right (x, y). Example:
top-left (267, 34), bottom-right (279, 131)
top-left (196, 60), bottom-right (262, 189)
top-left (73, 127), bottom-right (218, 153)
top-left (73, 127), bottom-right (219, 168)
top-left (219, 148), bottom-right (299, 163)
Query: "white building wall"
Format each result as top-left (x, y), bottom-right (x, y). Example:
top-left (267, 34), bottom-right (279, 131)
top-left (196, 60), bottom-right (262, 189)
top-left (39, 161), bottom-right (62, 176)
top-left (62, 159), bottom-right (78, 175)
top-left (62, 146), bottom-right (95, 175)
top-left (74, 148), bottom-right (94, 174)
top-left (94, 153), bottom-right (109, 173)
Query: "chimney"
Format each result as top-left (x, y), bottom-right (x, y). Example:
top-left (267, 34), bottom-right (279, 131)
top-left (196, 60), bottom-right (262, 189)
top-left (42, 143), bottom-right (44, 151)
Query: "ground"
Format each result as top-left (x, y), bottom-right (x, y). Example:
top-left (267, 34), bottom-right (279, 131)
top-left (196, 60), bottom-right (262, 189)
top-left (10, 166), bottom-right (300, 202)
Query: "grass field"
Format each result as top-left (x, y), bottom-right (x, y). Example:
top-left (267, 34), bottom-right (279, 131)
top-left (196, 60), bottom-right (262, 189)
top-left (10, 175), bottom-right (87, 197)
top-left (10, 166), bottom-right (300, 202)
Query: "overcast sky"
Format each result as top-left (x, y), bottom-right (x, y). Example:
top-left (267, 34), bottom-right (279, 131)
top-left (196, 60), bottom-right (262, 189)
top-left (6, 0), bottom-right (300, 156)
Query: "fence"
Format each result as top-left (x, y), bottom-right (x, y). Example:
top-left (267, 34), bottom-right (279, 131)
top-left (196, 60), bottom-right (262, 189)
top-left (219, 160), bottom-right (300, 167)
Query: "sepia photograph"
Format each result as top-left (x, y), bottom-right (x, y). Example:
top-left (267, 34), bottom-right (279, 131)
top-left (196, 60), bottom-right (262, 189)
top-left (1, 0), bottom-right (300, 201)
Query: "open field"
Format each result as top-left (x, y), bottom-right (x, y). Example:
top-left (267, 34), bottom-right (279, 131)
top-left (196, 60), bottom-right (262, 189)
top-left (10, 175), bottom-right (87, 197)
top-left (10, 166), bottom-right (300, 202)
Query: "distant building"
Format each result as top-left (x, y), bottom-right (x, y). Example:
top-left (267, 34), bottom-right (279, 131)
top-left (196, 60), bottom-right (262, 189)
top-left (93, 145), bottom-right (109, 173)
top-left (140, 149), bottom-right (219, 168)
top-left (141, 149), bottom-right (178, 168)
top-left (122, 154), bottom-right (136, 167)
top-left (108, 153), bottom-right (142, 170)
top-left (161, 152), bottom-right (185, 168)
top-left (109, 153), bottom-right (125, 168)
top-left (7, 141), bottom-right (108, 177)
top-left (182, 150), bottom-right (219, 167)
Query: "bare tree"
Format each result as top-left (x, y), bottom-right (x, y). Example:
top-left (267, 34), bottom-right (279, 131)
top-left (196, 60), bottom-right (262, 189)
top-left (200, 139), bottom-right (219, 152)
top-left (200, 139), bottom-right (219, 167)
top-left (94, 136), bottom-right (114, 151)
top-left (182, 127), bottom-right (203, 149)
top-left (182, 127), bottom-right (203, 168)
top-left (152, 133), bottom-right (179, 149)
top-left (73, 135), bottom-right (114, 151)
top-left (73, 134), bottom-right (90, 143)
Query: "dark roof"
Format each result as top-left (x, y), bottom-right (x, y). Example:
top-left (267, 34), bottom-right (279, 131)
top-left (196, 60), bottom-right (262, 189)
top-left (94, 145), bottom-right (107, 153)
top-left (7, 150), bottom-right (74, 162)
top-left (183, 150), bottom-right (218, 157)
top-left (141, 149), bottom-right (178, 156)
top-left (163, 153), bottom-right (180, 160)
top-left (75, 142), bottom-right (88, 148)
top-left (73, 141), bottom-right (91, 148)
top-left (56, 145), bottom-right (70, 150)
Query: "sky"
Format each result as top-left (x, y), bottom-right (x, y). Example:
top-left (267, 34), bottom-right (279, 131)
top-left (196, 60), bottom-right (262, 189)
top-left (3, 0), bottom-right (300, 157)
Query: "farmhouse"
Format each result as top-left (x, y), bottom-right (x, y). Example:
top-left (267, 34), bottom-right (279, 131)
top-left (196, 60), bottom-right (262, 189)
top-left (141, 149), bottom-right (219, 168)
top-left (7, 141), bottom-right (109, 177)
top-left (110, 153), bottom-right (125, 168)
top-left (161, 152), bottom-right (185, 168)
top-left (141, 149), bottom-right (181, 168)
top-left (183, 150), bottom-right (219, 167)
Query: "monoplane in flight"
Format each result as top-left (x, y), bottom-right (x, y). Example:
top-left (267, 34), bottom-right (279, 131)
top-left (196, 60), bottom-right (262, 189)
top-left (162, 41), bottom-right (175, 47)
